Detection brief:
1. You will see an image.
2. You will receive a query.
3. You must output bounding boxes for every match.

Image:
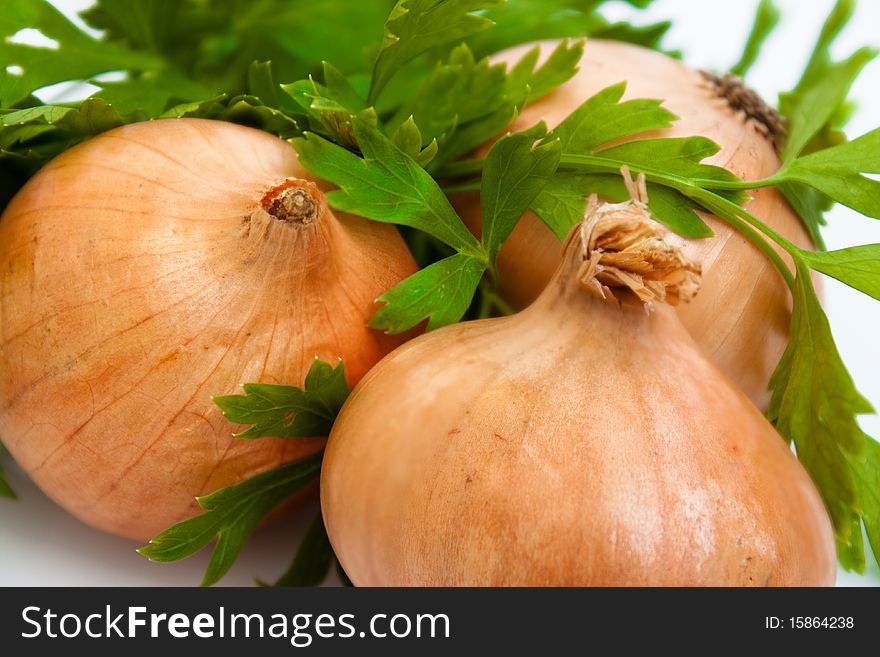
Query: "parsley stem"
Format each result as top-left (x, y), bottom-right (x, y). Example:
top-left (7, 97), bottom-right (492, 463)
top-left (685, 189), bottom-right (796, 289)
top-left (442, 181), bottom-right (481, 194)
top-left (439, 154), bottom-right (797, 288)
top-left (438, 159), bottom-right (485, 177)
top-left (440, 157), bottom-right (784, 192)
top-left (477, 282), bottom-right (515, 319)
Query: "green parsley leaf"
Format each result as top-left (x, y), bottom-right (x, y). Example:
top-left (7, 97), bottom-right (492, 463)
top-left (283, 62), bottom-right (367, 145)
top-left (387, 39), bottom-right (581, 169)
top-left (768, 261), bottom-right (874, 567)
top-left (772, 0), bottom-right (873, 247)
top-left (730, 0), bottom-right (780, 78)
top-left (517, 83), bottom-right (744, 239)
top-left (219, 95), bottom-right (302, 139)
top-left (0, 99), bottom-right (123, 175)
top-left (509, 39), bottom-right (583, 103)
top-left (294, 118), bottom-right (484, 256)
top-left (594, 138), bottom-right (746, 190)
top-left (800, 245), bottom-right (880, 302)
top-left (481, 123), bottom-right (560, 266)
top-left (370, 252), bottom-right (486, 333)
top-left (545, 82), bottom-right (677, 153)
top-left (780, 46), bottom-right (877, 163)
top-left (531, 172), bottom-right (713, 240)
top-left (368, 0), bottom-right (501, 104)
top-left (246, 61), bottom-right (291, 112)
top-left (257, 512), bottom-right (333, 587)
top-left (386, 43), bottom-right (508, 146)
top-left (793, 0), bottom-right (854, 92)
top-left (390, 116), bottom-right (438, 167)
top-left (435, 40), bottom-right (581, 168)
top-left (139, 453), bottom-right (323, 587)
top-left (777, 128), bottom-right (880, 219)
top-left (213, 358), bottom-right (350, 440)
top-left (91, 71), bottom-right (212, 118)
top-left (84, 0), bottom-right (395, 97)
top-left (527, 173), bottom-right (592, 239)
top-left (0, 0), bottom-right (161, 107)
top-left (0, 444), bottom-right (16, 500)
top-left (467, 0), bottom-right (668, 58)
top-left (849, 434), bottom-right (880, 568)
top-left (590, 19), bottom-right (671, 53)
top-left (775, 181), bottom-right (827, 250)
top-left (778, 0), bottom-right (876, 162)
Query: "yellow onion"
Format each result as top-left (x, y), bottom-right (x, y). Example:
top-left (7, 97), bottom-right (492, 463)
top-left (0, 118), bottom-right (417, 540)
top-left (322, 181), bottom-right (835, 586)
top-left (452, 39), bottom-right (812, 409)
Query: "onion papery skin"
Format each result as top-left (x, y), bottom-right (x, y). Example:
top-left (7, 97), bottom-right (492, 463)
top-left (452, 39), bottom-right (813, 409)
top-left (0, 118), bottom-right (417, 541)
top-left (321, 226), bottom-right (836, 587)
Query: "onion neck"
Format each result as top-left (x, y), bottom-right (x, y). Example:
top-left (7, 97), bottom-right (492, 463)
top-left (261, 179), bottom-right (325, 225)
top-left (531, 176), bottom-right (702, 319)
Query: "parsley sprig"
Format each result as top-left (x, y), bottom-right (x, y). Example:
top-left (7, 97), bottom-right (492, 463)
top-left (139, 358), bottom-right (350, 586)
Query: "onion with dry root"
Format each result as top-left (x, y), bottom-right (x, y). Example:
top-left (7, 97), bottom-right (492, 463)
top-left (453, 39), bottom-right (812, 409)
top-left (0, 118), bottom-right (417, 540)
top-left (322, 176), bottom-right (835, 586)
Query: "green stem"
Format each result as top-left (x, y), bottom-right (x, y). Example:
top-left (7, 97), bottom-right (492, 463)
top-left (477, 281), bottom-right (515, 318)
top-left (440, 155), bottom-right (786, 191)
top-left (442, 181), bottom-right (481, 195)
top-left (439, 153), bottom-right (798, 289)
top-left (490, 291), bottom-right (515, 316)
top-left (558, 154), bottom-right (785, 192)
top-left (686, 189), bottom-right (796, 289)
top-left (439, 158), bottom-right (485, 177)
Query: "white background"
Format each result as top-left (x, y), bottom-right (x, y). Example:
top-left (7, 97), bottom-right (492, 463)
top-left (1, 0), bottom-right (879, 586)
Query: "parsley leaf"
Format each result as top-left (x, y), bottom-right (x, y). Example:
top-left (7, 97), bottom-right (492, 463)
top-left (545, 82), bottom-right (677, 153)
top-left (257, 512), bottom-right (333, 587)
top-left (799, 245), bottom-right (880, 302)
top-left (213, 358), bottom-right (350, 440)
top-left (780, 46), bottom-right (877, 163)
top-left (519, 83), bottom-right (744, 240)
top-left (139, 453), bottom-right (323, 587)
top-left (370, 252), bottom-right (486, 332)
top-left (773, 0), bottom-right (877, 248)
top-left (294, 117), bottom-right (496, 332)
top-left (294, 118), bottom-right (484, 256)
top-left (390, 116), bottom-right (438, 167)
top-left (480, 122), bottom-right (561, 266)
top-left (90, 71), bottom-right (212, 118)
top-left (283, 62), bottom-right (367, 146)
top-left (0, 99), bottom-right (123, 175)
top-left (849, 434), bottom-right (880, 569)
top-left (385, 43), bottom-right (509, 147)
top-left (84, 0), bottom-right (395, 96)
top-left (368, 0), bottom-right (501, 104)
top-left (386, 40), bottom-right (580, 170)
top-left (0, 444), bottom-right (16, 500)
top-left (532, 172), bottom-right (714, 240)
top-left (466, 0), bottom-right (669, 58)
top-left (0, 0), bottom-right (161, 107)
top-left (730, 0), bottom-right (780, 78)
top-left (768, 262), bottom-right (874, 568)
top-left (517, 39), bottom-right (584, 102)
top-left (777, 128), bottom-right (880, 219)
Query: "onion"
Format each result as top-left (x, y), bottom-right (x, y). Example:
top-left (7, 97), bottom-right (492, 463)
top-left (0, 118), bottom-right (417, 541)
top-left (321, 181), bottom-right (835, 586)
top-left (452, 39), bottom-right (812, 409)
